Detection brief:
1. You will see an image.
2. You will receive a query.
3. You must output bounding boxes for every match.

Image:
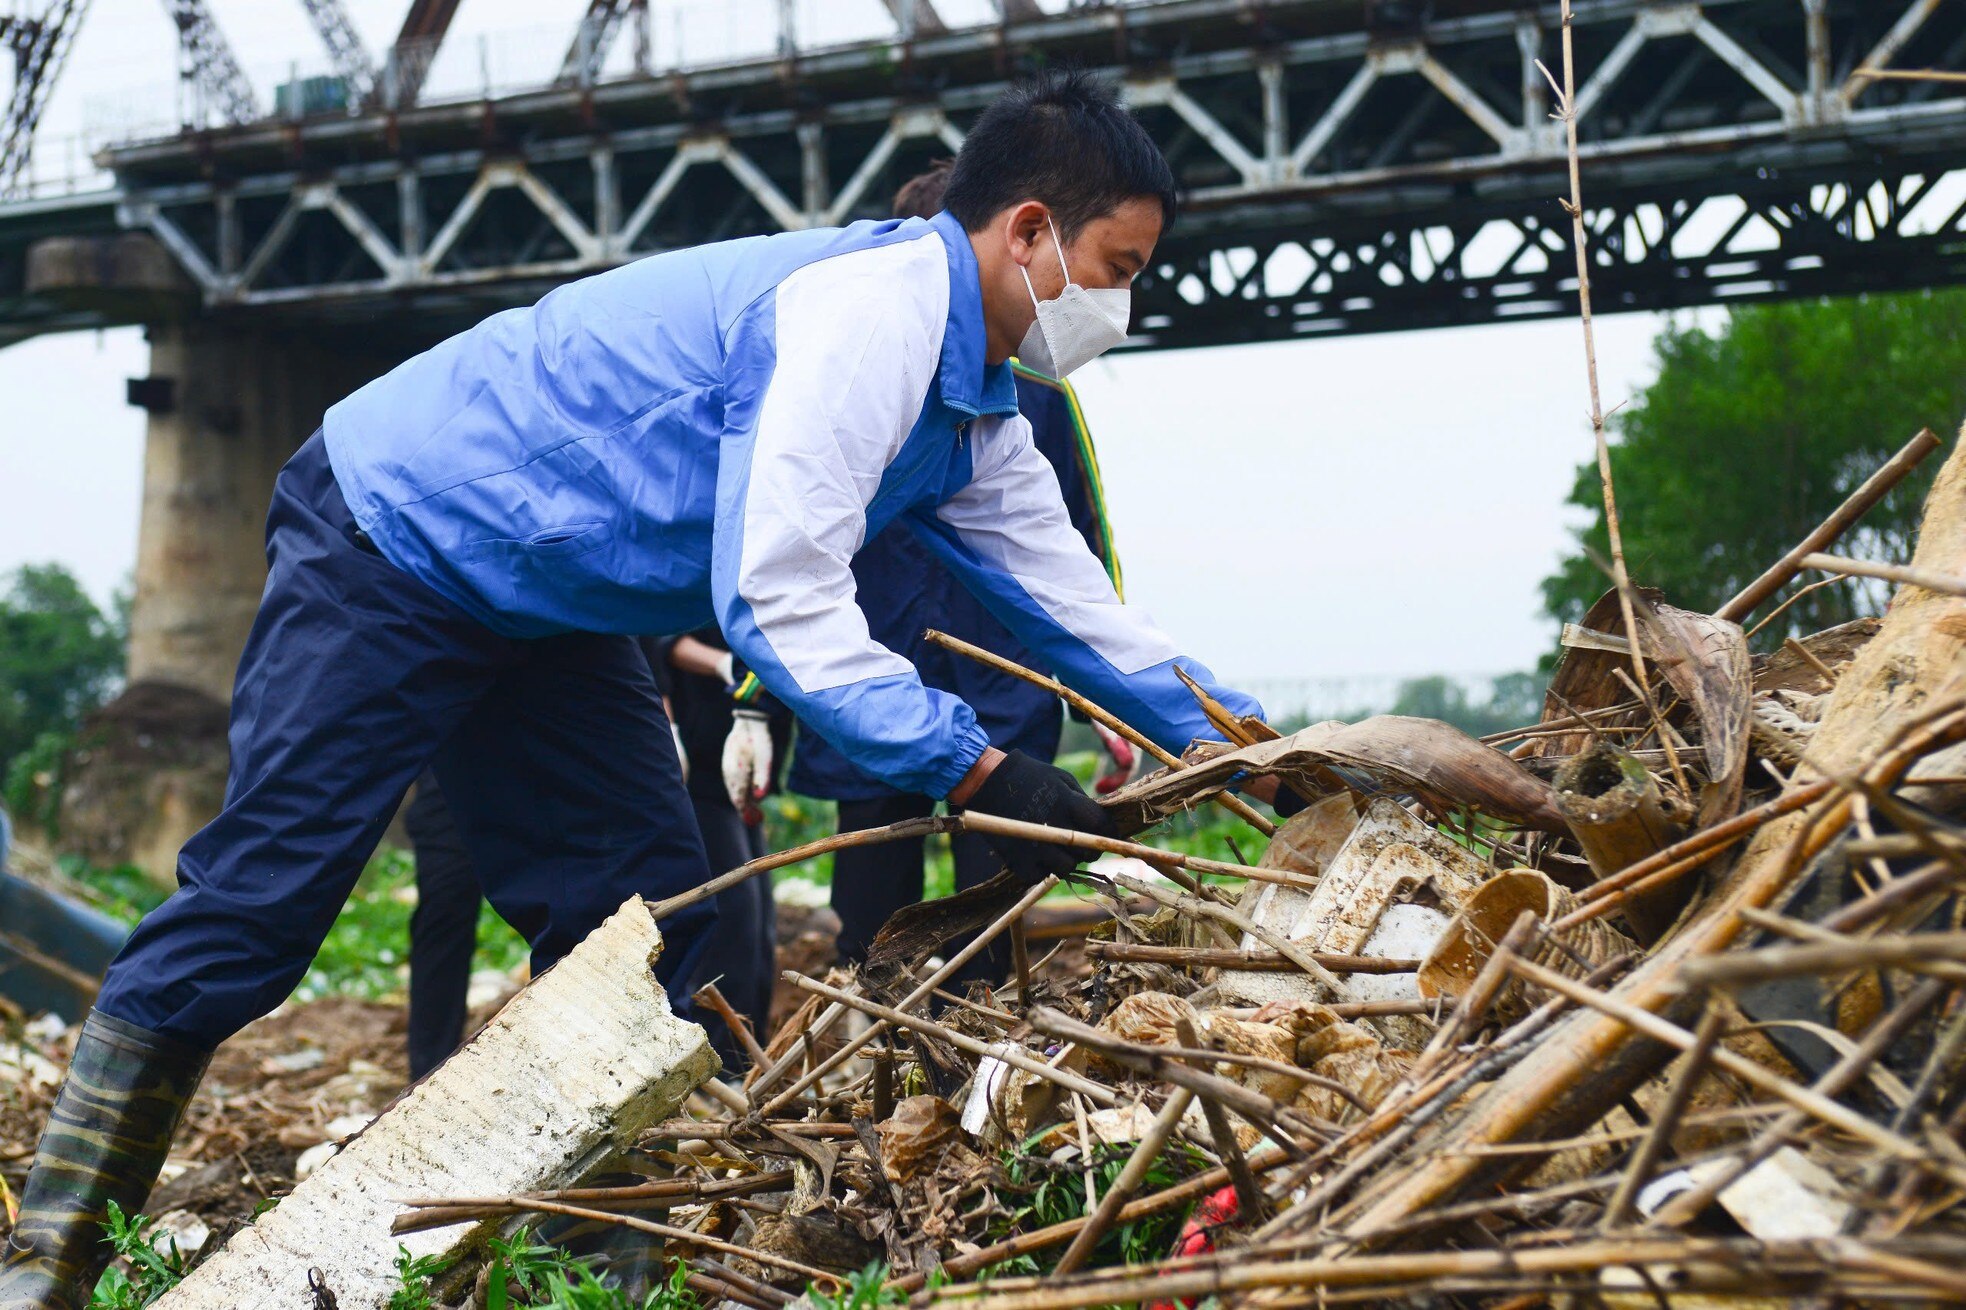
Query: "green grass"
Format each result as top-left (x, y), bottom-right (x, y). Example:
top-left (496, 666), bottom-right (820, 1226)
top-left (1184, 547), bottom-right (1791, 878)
top-left (984, 1130), bottom-right (1208, 1278)
top-left (60, 847), bottom-right (530, 1004)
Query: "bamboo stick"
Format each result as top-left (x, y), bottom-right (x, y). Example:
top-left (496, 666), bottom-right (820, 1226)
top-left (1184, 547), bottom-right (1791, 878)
top-left (1051, 1088), bottom-right (1195, 1275)
top-left (1175, 1015), bottom-right (1266, 1222)
top-left (1678, 932), bottom-right (1966, 988)
top-left (1503, 955), bottom-right (1966, 1187)
top-left (955, 812), bottom-right (1311, 888)
top-left (1600, 1003), bottom-right (1724, 1228)
top-left (786, 973), bottom-right (1119, 1107)
top-left (922, 628), bottom-right (1276, 836)
top-left (758, 876), bottom-right (1058, 1115)
top-left (1801, 551), bottom-right (1966, 600)
top-left (1718, 429), bottom-right (1942, 621)
top-left (648, 815), bottom-right (951, 922)
top-left (926, 1237), bottom-right (1966, 1310)
top-left (1083, 942), bottom-right (1417, 974)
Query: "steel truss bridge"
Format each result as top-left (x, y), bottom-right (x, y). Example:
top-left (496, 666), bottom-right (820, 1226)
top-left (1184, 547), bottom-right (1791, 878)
top-left (3, 0), bottom-right (1966, 352)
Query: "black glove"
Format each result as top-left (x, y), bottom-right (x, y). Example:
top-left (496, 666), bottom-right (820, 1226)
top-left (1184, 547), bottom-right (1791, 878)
top-left (962, 749), bottom-right (1117, 882)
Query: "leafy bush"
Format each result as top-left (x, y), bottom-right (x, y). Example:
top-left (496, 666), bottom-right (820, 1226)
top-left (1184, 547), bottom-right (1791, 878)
top-left (0, 564), bottom-right (124, 791)
top-left (2, 728), bottom-right (72, 836)
top-left (88, 1202), bottom-right (189, 1309)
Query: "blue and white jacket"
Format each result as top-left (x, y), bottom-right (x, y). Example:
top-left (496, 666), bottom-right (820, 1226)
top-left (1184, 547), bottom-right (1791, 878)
top-left (324, 210), bottom-right (1259, 799)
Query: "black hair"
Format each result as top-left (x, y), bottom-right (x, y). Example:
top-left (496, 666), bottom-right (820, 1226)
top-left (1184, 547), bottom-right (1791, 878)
top-left (942, 69), bottom-right (1177, 239)
top-left (892, 159), bottom-right (955, 220)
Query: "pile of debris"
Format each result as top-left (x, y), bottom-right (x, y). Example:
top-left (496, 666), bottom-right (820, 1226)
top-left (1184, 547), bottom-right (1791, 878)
top-left (8, 427), bottom-right (1966, 1308)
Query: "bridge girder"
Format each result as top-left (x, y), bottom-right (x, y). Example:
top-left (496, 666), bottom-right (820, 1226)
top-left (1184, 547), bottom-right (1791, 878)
top-left (11, 0), bottom-right (1966, 349)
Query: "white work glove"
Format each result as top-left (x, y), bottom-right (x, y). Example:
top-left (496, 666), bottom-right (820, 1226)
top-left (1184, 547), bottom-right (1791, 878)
top-left (722, 709), bottom-right (773, 824)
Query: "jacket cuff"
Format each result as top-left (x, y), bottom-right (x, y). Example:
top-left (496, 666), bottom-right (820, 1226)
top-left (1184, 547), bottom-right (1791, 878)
top-left (929, 722), bottom-right (993, 801)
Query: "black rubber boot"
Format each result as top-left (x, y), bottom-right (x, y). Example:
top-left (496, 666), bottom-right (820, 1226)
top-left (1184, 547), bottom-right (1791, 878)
top-left (0, 1011), bottom-right (210, 1310)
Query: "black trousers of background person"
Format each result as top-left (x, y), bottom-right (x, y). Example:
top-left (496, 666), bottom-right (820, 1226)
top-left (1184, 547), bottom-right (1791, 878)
top-left (406, 776), bottom-right (776, 1079)
top-left (832, 794), bottom-right (1007, 986)
top-left (404, 774), bottom-right (481, 1080)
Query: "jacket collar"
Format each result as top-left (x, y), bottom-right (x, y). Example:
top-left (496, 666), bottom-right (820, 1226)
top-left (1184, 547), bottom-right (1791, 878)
top-left (930, 209), bottom-right (1020, 419)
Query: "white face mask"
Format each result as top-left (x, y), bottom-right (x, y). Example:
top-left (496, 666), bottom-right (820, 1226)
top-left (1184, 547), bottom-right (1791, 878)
top-left (1015, 216), bottom-right (1131, 378)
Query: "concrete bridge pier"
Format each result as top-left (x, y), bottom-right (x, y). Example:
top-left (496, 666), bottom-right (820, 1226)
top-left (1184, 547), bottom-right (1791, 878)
top-left (23, 237), bottom-right (404, 876)
top-left (128, 320), bottom-right (396, 701)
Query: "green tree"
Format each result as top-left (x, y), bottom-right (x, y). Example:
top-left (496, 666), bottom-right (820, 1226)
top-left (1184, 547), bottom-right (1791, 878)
top-left (1387, 673), bottom-right (1545, 738)
top-left (1542, 290), bottom-right (1966, 645)
top-left (0, 563), bottom-right (126, 775)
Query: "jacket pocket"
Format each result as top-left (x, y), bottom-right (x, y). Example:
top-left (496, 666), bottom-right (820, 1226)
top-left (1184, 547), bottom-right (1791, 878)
top-left (463, 520), bottom-right (609, 561)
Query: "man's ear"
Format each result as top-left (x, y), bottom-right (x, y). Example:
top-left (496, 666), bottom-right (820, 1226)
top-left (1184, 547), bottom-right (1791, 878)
top-left (1002, 201), bottom-right (1051, 268)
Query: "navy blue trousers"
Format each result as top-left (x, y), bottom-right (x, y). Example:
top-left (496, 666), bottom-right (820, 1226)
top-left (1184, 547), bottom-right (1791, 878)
top-left (95, 432), bottom-right (714, 1050)
top-left (402, 782), bottom-right (772, 1078)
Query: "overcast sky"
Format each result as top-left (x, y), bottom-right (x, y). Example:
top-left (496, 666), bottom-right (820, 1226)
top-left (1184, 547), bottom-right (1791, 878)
top-left (0, 0), bottom-right (1723, 702)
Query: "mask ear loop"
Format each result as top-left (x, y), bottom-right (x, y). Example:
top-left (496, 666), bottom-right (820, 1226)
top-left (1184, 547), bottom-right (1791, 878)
top-left (1046, 215), bottom-right (1074, 287)
top-left (1019, 214), bottom-right (1074, 308)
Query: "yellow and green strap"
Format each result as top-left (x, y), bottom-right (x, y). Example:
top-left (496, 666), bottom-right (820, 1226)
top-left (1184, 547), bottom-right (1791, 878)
top-left (731, 671), bottom-right (764, 704)
top-left (1009, 359), bottom-right (1123, 599)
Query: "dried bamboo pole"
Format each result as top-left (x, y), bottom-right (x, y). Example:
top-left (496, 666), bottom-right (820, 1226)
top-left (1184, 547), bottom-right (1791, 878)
top-left (926, 1237), bottom-right (1966, 1310)
top-left (1028, 1007), bottom-right (1323, 1143)
top-left (643, 1121), bottom-right (861, 1140)
top-left (1679, 932), bottom-right (1966, 987)
top-left (956, 812), bottom-right (1311, 888)
top-left (1540, 0), bottom-right (1648, 703)
top-left (1802, 551), bottom-right (1966, 600)
top-left (1503, 955), bottom-right (1966, 1187)
top-left (922, 628), bottom-right (1276, 836)
top-left (416, 1195), bottom-right (842, 1286)
top-left (393, 1173), bottom-right (788, 1235)
top-left (1052, 1088), bottom-right (1196, 1275)
top-left (1648, 977), bottom-right (1948, 1230)
top-left (1083, 942), bottom-right (1418, 974)
top-left (1850, 67), bottom-right (1966, 85)
top-left (1600, 1003), bottom-right (1724, 1228)
top-left (648, 815), bottom-right (951, 922)
top-left (1483, 699), bottom-right (1643, 745)
top-left (786, 973), bottom-right (1120, 1106)
top-left (1718, 428), bottom-right (1942, 621)
top-left (758, 875), bottom-right (1058, 1114)
top-left (1175, 1015), bottom-right (1266, 1221)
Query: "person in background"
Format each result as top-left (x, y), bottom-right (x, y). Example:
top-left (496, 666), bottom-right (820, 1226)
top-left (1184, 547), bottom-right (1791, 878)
top-left (401, 774), bottom-right (482, 1080)
top-left (401, 634), bottom-right (785, 1078)
top-left (645, 631), bottom-right (790, 1069)
top-left (789, 161), bottom-right (1137, 978)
